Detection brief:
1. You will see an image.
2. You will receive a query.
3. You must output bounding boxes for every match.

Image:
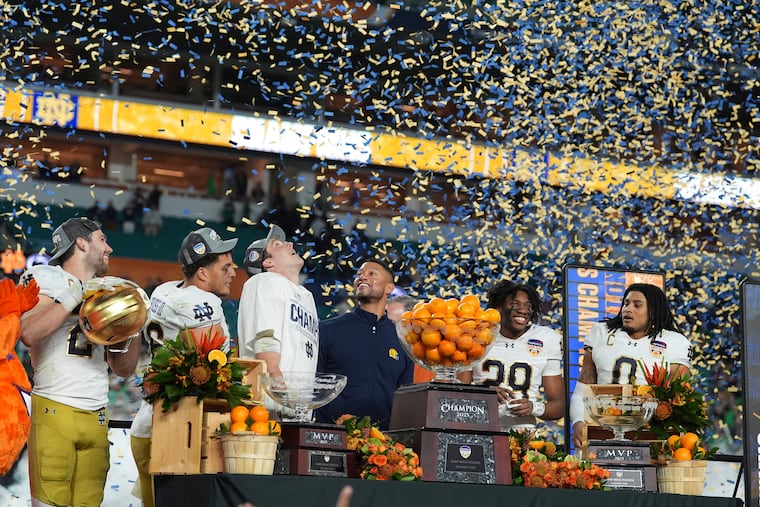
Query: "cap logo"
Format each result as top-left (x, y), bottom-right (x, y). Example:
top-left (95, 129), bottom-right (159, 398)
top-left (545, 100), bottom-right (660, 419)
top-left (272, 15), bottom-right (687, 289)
top-left (52, 234), bottom-right (64, 249)
top-left (208, 230), bottom-right (221, 241)
top-left (248, 250), bottom-right (260, 263)
top-left (193, 242), bottom-right (207, 256)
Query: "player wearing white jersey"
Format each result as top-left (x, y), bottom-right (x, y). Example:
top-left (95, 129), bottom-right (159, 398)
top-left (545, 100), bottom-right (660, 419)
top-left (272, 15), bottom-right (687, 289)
top-left (570, 283), bottom-right (692, 449)
top-left (130, 227), bottom-right (237, 507)
top-left (460, 281), bottom-right (565, 431)
top-left (20, 217), bottom-right (140, 507)
top-left (239, 224), bottom-right (319, 418)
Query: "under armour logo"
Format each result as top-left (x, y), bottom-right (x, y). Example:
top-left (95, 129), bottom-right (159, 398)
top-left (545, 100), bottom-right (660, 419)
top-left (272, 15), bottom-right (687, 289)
top-left (193, 302), bottom-right (215, 322)
top-left (627, 341), bottom-right (638, 347)
top-left (305, 341), bottom-right (314, 359)
top-left (505, 342), bottom-right (515, 349)
top-left (98, 410), bottom-right (107, 426)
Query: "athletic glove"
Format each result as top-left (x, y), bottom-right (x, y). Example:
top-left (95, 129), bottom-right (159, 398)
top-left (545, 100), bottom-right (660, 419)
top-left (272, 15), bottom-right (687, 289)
top-left (54, 280), bottom-right (84, 313)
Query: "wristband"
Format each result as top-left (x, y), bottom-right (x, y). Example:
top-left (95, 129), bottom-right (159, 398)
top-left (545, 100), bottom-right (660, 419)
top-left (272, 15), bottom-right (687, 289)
top-left (531, 401), bottom-right (546, 418)
top-left (570, 381), bottom-right (588, 425)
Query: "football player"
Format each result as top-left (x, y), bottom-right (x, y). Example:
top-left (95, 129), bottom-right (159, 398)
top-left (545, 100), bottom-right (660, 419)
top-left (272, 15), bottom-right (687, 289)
top-left (238, 224), bottom-right (319, 419)
top-left (459, 281), bottom-right (565, 431)
top-left (569, 283), bottom-right (691, 449)
top-left (20, 218), bottom-right (141, 507)
top-left (130, 227), bottom-right (237, 507)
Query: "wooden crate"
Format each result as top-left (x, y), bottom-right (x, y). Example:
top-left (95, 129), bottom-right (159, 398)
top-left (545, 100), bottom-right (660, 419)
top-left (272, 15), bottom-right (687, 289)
top-left (150, 359), bottom-right (265, 474)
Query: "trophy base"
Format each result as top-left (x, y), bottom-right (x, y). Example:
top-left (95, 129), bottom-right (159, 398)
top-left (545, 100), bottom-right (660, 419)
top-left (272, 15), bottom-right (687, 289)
top-left (273, 422), bottom-right (356, 477)
top-left (387, 428), bottom-right (511, 484)
top-left (389, 382), bottom-right (500, 432)
top-left (587, 440), bottom-right (656, 492)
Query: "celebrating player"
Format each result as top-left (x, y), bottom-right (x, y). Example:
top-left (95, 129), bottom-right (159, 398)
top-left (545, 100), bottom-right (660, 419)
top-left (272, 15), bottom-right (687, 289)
top-left (569, 283), bottom-right (691, 449)
top-left (460, 280), bottom-right (565, 431)
top-left (130, 227), bottom-right (237, 507)
top-left (20, 218), bottom-right (142, 507)
top-left (238, 224), bottom-right (319, 419)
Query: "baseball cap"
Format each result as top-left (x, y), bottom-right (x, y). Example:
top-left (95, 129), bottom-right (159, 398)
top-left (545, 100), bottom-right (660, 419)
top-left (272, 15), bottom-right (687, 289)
top-left (178, 227), bottom-right (238, 267)
top-left (48, 217), bottom-right (102, 266)
top-left (244, 224), bottom-right (286, 276)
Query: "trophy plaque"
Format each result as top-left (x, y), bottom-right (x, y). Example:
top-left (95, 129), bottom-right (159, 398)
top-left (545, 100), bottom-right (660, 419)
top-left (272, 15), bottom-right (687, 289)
top-left (388, 427), bottom-right (511, 484)
top-left (389, 382), bottom-right (500, 432)
top-left (586, 440), bottom-right (657, 491)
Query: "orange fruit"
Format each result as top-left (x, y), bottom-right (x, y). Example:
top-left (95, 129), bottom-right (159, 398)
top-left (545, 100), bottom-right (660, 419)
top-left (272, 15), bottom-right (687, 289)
top-left (444, 299), bottom-right (459, 315)
top-left (438, 339), bottom-right (456, 357)
top-left (460, 294), bottom-right (481, 309)
top-left (467, 342), bottom-right (484, 359)
top-left (230, 405), bottom-right (250, 424)
top-left (451, 350), bottom-right (467, 362)
top-left (421, 329), bottom-right (442, 347)
top-left (250, 405), bottom-right (270, 423)
top-left (411, 341), bottom-right (426, 359)
top-left (483, 308), bottom-right (501, 323)
top-left (427, 298), bottom-right (447, 315)
top-left (457, 334), bottom-right (473, 351)
top-left (404, 330), bottom-right (420, 344)
top-left (230, 422), bottom-right (249, 433)
top-left (667, 434), bottom-right (681, 451)
top-left (673, 447), bottom-right (692, 461)
top-left (429, 313), bottom-right (447, 330)
top-left (425, 347), bottom-right (442, 363)
top-left (474, 308), bottom-right (487, 321)
top-left (412, 306), bottom-right (432, 327)
top-left (251, 421), bottom-right (271, 435)
top-left (456, 303), bottom-right (476, 319)
top-left (401, 310), bottom-right (413, 321)
top-left (207, 349), bottom-right (227, 366)
top-left (459, 318), bottom-right (477, 331)
top-left (442, 323), bottom-right (462, 340)
top-left (680, 432), bottom-right (699, 451)
top-left (268, 420), bottom-right (282, 436)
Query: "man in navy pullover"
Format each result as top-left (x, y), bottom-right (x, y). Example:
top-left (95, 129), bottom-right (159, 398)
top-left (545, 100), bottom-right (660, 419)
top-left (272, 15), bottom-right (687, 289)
top-left (315, 260), bottom-right (414, 429)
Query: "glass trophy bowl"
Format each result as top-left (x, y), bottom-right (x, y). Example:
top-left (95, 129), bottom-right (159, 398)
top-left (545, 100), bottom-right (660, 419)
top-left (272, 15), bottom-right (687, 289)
top-left (396, 317), bottom-right (499, 383)
top-left (583, 394), bottom-right (658, 440)
top-left (260, 371), bottom-right (347, 422)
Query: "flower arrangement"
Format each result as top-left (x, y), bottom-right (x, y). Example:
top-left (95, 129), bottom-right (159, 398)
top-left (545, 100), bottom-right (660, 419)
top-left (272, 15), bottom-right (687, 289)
top-left (508, 428), bottom-right (563, 484)
top-left (635, 360), bottom-right (709, 441)
top-left (142, 327), bottom-right (252, 412)
top-left (336, 414), bottom-right (423, 481)
top-left (519, 449), bottom-right (610, 489)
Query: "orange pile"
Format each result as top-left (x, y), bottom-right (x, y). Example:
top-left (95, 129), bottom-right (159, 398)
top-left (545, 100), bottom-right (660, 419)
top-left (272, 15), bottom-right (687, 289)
top-left (228, 404), bottom-right (282, 436)
top-left (667, 432), bottom-right (704, 461)
top-left (397, 295), bottom-right (500, 368)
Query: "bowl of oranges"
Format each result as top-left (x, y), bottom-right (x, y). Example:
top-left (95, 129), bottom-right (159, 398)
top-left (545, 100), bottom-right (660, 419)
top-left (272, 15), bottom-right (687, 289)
top-left (395, 295), bottom-right (501, 383)
top-left (583, 394), bottom-right (658, 441)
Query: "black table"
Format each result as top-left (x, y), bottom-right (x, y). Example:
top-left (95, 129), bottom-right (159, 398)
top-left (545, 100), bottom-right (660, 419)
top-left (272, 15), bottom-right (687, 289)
top-left (154, 474), bottom-right (744, 507)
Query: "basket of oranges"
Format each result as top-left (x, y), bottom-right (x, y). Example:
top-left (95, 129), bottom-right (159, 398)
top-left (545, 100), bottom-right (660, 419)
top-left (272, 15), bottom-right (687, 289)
top-left (654, 432), bottom-right (708, 495)
top-left (395, 294), bottom-right (501, 383)
top-left (219, 404), bottom-right (282, 475)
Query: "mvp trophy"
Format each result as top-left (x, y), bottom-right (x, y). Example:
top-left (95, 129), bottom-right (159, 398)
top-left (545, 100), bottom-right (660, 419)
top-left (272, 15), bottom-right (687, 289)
top-left (583, 387), bottom-right (659, 492)
top-left (261, 372), bottom-right (356, 477)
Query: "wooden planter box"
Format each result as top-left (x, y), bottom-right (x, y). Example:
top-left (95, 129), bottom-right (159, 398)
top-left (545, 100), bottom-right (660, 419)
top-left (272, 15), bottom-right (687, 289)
top-left (150, 359), bottom-right (265, 475)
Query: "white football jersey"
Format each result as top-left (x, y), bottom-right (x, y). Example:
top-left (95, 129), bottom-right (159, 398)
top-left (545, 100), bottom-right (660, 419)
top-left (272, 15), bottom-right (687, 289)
top-left (20, 265), bottom-right (109, 411)
top-left (470, 325), bottom-right (562, 430)
top-left (238, 272), bottom-right (319, 415)
top-left (584, 321), bottom-right (691, 385)
top-left (131, 280), bottom-right (231, 438)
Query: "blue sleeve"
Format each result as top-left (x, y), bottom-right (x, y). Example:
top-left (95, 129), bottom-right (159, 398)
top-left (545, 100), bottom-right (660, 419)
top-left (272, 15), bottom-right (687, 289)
top-left (316, 322), bottom-right (328, 372)
top-left (401, 356), bottom-right (414, 386)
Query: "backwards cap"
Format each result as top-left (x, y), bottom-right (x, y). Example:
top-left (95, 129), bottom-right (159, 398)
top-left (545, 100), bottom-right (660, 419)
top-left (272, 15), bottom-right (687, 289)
top-left (178, 227), bottom-right (238, 267)
top-left (49, 217), bottom-right (102, 266)
top-left (243, 224), bottom-right (286, 276)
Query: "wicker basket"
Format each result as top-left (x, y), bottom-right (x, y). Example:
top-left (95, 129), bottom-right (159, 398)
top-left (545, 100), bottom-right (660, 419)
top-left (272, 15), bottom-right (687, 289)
top-left (220, 433), bottom-right (279, 475)
top-left (656, 460), bottom-right (707, 495)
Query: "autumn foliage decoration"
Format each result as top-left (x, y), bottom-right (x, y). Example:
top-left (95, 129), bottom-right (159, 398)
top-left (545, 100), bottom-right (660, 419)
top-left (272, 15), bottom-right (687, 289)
top-left (142, 327), bottom-right (251, 411)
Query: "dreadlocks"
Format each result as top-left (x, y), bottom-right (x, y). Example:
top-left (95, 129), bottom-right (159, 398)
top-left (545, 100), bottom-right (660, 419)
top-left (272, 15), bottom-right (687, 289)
top-left (604, 283), bottom-right (681, 340)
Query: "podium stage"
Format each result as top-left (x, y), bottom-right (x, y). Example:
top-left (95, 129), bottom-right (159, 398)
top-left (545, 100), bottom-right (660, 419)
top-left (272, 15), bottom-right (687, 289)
top-left (154, 473), bottom-right (744, 507)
